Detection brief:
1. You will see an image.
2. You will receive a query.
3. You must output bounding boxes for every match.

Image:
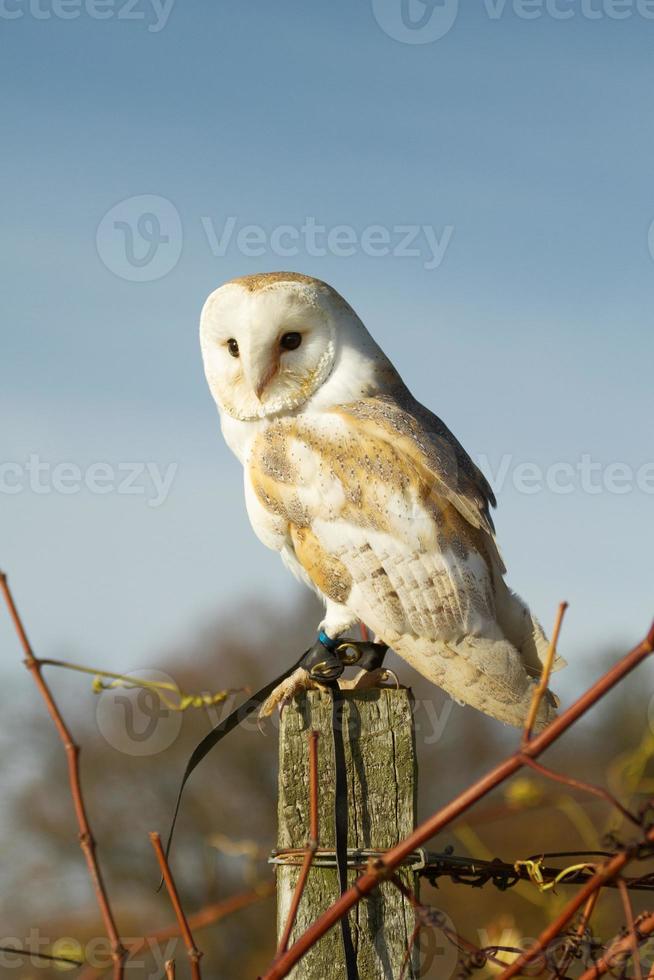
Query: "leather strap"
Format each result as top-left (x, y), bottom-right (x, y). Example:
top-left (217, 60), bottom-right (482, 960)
top-left (330, 685), bottom-right (359, 979)
top-left (163, 631), bottom-right (389, 980)
top-left (163, 649), bottom-right (308, 862)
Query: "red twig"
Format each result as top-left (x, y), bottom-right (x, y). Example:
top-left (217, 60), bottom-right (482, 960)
top-left (78, 883), bottom-right (275, 979)
top-left (0, 573), bottom-right (126, 979)
top-left (523, 602), bottom-right (568, 744)
top-left (577, 911), bottom-right (654, 980)
top-left (149, 832), bottom-right (203, 980)
top-left (618, 878), bottom-right (644, 980)
top-left (499, 827), bottom-right (654, 979)
top-left (262, 621), bottom-right (654, 979)
top-left (520, 756), bottom-right (640, 826)
top-left (399, 924), bottom-right (421, 980)
top-left (276, 731), bottom-right (320, 956)
top-left (392, 875), bottom-right (517, 971)
top-left (549, 890), bottom-right (599, 979)
top-left (141, 882), bottom-right (274, 948)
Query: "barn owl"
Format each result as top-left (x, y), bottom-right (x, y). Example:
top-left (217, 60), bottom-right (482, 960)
top-left (200, 272), bottom-right (564, 729)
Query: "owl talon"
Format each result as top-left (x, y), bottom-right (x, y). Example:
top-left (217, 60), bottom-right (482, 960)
top-left (258, 667), bottom-right (323, 719)
top-left (338, 667), bottom-right (397, 691)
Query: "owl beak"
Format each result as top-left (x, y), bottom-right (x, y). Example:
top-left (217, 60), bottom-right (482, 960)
top-left (250, 360), bottom-right (279, 402)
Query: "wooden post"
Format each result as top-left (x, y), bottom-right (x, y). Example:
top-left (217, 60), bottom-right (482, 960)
top-left (276, 688), bottom-right (418, 979)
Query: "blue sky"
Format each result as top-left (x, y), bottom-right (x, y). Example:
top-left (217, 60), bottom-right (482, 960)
top-left (1, 0), bottom-right (653, 694)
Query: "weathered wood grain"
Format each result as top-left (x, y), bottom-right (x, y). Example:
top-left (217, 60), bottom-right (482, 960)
top-left (276, 688), bottom-right (418, 979)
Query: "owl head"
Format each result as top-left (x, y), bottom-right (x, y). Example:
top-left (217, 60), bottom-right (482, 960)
top-left (199, 272), bottom-right (392, 421)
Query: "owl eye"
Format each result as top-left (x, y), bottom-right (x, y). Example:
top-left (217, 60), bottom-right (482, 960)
top-left (227, 338), bottom-right (239, 358)
top-left (280, 331), bottom-right (302, 351)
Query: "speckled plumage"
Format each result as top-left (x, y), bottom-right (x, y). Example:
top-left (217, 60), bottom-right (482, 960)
top-left (200, 273), bottom-right (564, 729)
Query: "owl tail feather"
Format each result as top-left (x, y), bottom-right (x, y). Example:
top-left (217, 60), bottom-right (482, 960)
top-left (393, 579), bottom-right (565, 730)
top-left (397, 618), bottom-right (563, 730)
top-left (494, 580), bottom-right (566, 678)
top-left (440, 633), bottom-right (559, 731)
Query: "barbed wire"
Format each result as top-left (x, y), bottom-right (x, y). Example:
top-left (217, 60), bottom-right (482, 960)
top-left (263, 609), bottom-right (654, 979)
top-left (3, 572), bottom-right (654, 979)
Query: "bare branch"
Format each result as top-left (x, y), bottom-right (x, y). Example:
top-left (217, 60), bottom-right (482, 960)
top-left (149, 832), bottom-right (203, 980)
top-left (276, 731), bottom-right (320, 957)
top-left (577, 911), bottom-right (654, 980)
top-left (618, 878), bottom-right (644, 980)
top-left (0, 573), bottom-right (126, 979)
top-left (499, 828), bottom-right (654, 979)
top-left (520, 755), bottom-right (640, 826)
top-left (523, 601), bottom-right (568, 744)
top-left (262, 619), bottom-right (654, 979)
top-left (78, 883), bottom-right (274, 980)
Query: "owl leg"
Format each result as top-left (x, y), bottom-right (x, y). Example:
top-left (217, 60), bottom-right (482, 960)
top-left (259, 626), bottom-right (347, 718)
top-left (319, 596), bottom-right (392, 691)
top-left (318, 599), bottom-right (358, 639)
top-left (259, 605), bottom-right (388, 715)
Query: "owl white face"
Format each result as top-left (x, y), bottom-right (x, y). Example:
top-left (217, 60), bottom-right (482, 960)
top-left (199, 275), bottom-right (341, 421)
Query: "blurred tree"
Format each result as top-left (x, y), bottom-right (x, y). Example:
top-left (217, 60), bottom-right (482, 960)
top-left (2, 592), bottom-right (654, 978)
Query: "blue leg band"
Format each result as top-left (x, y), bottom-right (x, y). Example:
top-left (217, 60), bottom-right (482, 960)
top-left (318, 629), bottom-right (339, 652)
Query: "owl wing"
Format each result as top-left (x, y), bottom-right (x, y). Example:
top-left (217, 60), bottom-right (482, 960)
top-left (334, 392), bottom-right (498, 536)
top-left (247, 391), bottom-right (503, 604)
top-left (246, 394), bottom-right (559, 727)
